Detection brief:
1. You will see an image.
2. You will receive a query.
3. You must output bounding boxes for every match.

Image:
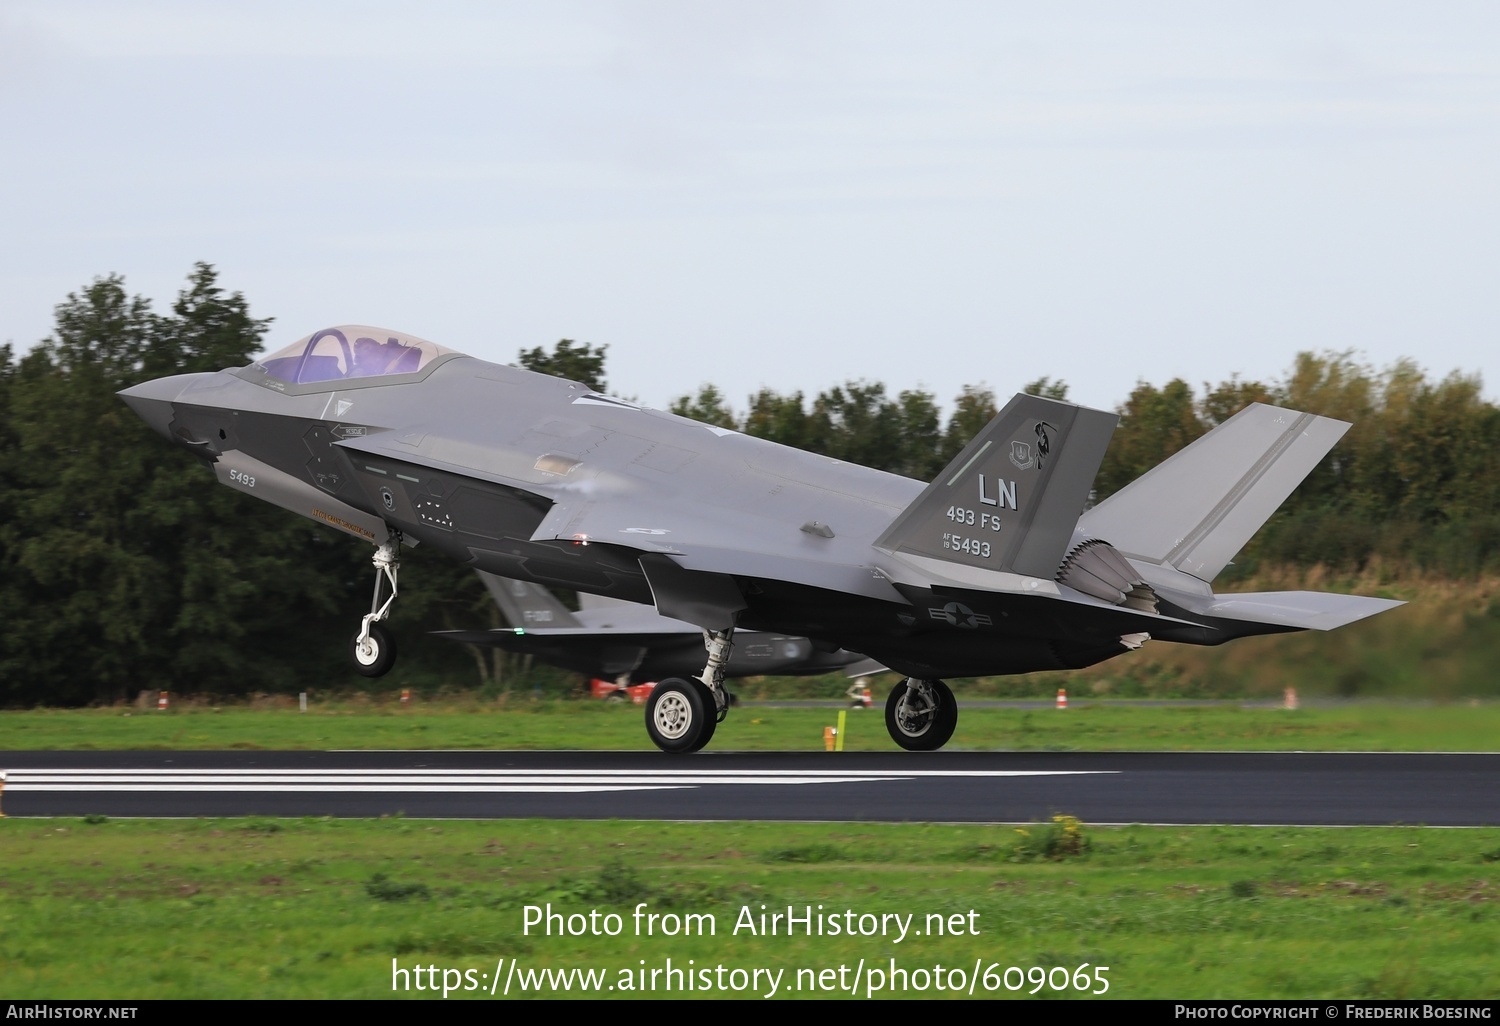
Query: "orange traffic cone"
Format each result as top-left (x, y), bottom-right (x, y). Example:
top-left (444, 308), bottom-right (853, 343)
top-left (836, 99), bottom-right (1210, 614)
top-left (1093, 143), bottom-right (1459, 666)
top-left (1056, 688), bottom-right (1068, 710)
top-left (157, 690), bottom-right (169, 711)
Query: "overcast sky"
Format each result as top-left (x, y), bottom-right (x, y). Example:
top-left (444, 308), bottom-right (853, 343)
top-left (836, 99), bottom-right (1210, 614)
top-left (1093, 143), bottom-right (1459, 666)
top-left (3, 1), bottom-right (1497, 413)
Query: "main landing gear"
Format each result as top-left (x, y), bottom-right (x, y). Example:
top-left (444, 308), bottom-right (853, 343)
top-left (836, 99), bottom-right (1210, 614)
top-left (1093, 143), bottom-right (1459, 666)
top-left (885, 678), bottom-right (957, 751)
top-left (645, 628), bottom-right (734, 754)
top-left (351, 531), bottom-right (400, 678)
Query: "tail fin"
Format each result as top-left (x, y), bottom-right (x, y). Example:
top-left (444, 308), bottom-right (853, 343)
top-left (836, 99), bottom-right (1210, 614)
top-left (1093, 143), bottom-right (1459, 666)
top-left (874, 393), bottom-right (1117, 579)
top-left (476, 572), bottom-right (583, 629)
top-left (1078, 403), bottom-right (1348, 583)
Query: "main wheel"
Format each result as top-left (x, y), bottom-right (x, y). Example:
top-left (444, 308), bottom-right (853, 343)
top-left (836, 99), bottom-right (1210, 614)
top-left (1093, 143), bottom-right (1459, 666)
top-left (645, 677), bottom-right (716, 754)
top-left (351, 622), bottom-right (397, 678)
top-left (885, 678), bottom-right (957, 751)
top-left (692, 679), bottom-right (720, 749)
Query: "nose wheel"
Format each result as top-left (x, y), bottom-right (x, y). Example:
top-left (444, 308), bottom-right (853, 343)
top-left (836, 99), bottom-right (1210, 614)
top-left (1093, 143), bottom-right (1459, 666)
top-left (352, 621), bottom-right (397, 677)
top-left (351, 531), bottom-right (401, 678)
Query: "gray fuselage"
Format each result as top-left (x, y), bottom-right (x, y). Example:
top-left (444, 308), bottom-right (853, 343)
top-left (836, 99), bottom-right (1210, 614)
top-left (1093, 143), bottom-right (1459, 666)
top-left (120, 347), bottom-right (1163, 679)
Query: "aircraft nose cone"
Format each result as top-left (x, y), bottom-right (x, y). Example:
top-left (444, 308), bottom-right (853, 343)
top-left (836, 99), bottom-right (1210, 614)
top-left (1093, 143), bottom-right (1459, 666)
top-left (118, 376), bottom-right (189, 440)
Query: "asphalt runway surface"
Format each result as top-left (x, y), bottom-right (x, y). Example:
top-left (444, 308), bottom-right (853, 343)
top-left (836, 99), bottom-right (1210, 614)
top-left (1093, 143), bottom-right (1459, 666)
top-left (3, 750), bottom-right (1497, 825)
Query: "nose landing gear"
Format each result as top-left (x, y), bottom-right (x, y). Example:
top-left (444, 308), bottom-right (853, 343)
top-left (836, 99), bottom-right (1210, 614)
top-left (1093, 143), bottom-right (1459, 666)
top-left (351, 531), bottom-right (401, 677)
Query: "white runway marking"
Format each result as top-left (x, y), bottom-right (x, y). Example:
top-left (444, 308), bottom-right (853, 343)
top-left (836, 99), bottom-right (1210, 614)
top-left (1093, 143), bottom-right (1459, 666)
top-left (7, 767), bottom-right (1117, 794)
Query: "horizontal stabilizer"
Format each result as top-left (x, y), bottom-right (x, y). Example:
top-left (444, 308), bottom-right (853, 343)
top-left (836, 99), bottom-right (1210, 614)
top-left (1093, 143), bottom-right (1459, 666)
top-left (1080, 404), bottom-right (1348, 583)
top-left (1199, 591), bottom-right (1404, 632)
top-left (874, 393), bottom-right (1117, 579)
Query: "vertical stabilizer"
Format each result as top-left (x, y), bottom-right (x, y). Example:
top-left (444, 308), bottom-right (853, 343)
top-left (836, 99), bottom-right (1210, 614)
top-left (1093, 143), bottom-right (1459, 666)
top-left (874, 393), bottom-right (1117, 579)
top-left (476, 572), bottom-right (583, 629)
top-left (1078, 403), bottom-right (1349, 582)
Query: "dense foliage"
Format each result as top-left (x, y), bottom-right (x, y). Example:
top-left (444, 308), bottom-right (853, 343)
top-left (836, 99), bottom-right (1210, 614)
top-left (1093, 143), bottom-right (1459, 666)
top-left (2, 264), bottom-right (1495, 704)
top-left (1092, 356), bottom-right (1500, 579)
top-left (0, 266), bottom-right (479, 705)
top-left (668, 357), bottom-right (1500, 581)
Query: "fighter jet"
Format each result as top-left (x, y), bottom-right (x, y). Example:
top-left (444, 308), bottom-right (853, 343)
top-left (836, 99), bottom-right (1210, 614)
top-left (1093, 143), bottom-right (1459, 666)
top-left (119, 324), bottom-right (1403, 753)
top-left (449, 571), bottom-right (883, 686)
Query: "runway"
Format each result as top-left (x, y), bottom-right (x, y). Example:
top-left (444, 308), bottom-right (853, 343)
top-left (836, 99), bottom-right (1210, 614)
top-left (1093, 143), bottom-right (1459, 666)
top-left (4, 750), bottom-right (1497, 825)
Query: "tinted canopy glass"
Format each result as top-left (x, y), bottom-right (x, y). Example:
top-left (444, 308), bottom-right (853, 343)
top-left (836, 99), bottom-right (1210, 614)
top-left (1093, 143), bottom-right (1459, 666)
top-left (253, 326), bottom-right (460, 385)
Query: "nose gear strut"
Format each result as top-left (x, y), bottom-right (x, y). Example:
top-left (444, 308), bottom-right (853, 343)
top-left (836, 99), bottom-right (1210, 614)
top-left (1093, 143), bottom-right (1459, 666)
top-left (351, 530), bottom-right (401, 677)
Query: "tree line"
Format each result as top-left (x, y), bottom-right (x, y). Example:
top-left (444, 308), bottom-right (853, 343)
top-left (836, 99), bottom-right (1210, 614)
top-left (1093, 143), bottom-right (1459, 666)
top-left (664, 356), bottom-right (1500, 581)
top-left (2, 264), bottom-right (1495, 705)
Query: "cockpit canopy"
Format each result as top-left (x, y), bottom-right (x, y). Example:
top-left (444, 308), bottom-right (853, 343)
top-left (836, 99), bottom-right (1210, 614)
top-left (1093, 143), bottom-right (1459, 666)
top-left (251, 326), bottom-right (461, 386)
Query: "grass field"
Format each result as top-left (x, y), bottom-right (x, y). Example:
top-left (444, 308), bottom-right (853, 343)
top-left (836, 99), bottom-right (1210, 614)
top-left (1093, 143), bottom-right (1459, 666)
top-left (5, 697), bottom-right (1495, 1000)
top-left (1, 698), bottom-right (1496, 752)
top-left (2, 816), bottom-right (1496, 1000)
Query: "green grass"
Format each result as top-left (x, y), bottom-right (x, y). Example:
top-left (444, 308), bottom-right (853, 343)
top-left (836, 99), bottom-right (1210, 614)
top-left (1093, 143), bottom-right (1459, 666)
top-left (5, 699), bottom-right (1494, 1000)
top-left (2, 699), bottom-right (1497, 751)
top-left (1, 817), bottom-right (1496, 999)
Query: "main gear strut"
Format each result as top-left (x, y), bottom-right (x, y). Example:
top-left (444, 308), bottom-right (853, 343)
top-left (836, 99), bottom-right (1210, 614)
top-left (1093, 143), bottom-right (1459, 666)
top-left (699, 627), bottom-right (735, 722)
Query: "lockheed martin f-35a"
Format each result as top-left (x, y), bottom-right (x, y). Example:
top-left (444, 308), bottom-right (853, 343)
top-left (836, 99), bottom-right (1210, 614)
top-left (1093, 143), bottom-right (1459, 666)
top-left (120, 326), bottom-right (1402, 753)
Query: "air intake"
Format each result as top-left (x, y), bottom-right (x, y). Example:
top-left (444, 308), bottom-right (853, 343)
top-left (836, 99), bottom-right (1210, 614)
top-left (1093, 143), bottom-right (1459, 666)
top-left (1057, 539), bottom-right (1158, 613)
